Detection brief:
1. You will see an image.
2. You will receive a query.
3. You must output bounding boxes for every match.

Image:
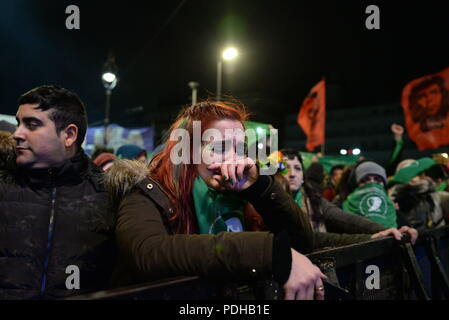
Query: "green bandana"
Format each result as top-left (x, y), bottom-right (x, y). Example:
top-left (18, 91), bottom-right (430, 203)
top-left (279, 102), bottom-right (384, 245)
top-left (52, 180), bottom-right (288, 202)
top-left (293, 190), bottom-right (303, 208)
top-left (437, 180), bottom-right (448, 192)
top-left (193, 176), bottom-right (247, 234)
top-left (343, 183), bottom-right (398, 228)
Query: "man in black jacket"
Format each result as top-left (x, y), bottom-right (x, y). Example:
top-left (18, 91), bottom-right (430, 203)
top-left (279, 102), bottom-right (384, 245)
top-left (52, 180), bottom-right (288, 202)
top-left (0, 85), bottom-right (116, 299)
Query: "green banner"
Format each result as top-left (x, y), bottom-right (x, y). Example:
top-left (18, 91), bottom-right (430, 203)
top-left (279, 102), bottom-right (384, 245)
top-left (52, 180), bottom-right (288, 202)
top-left (299, 152), bottom-right (360, 173)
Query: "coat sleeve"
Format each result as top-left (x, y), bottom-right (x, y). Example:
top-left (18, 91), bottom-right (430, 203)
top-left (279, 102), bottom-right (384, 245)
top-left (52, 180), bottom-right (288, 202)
top-left (115, 189), bottom-right (275, 283)
top-left (320, 198), bottom-right (385, 234)
top-left (239, 175), bottom-right (314, 254)
top-left (313, 232), bottom-right (373, 250)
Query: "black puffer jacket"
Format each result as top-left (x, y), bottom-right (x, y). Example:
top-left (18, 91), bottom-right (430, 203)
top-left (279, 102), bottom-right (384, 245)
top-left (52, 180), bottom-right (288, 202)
top-left (0, 151), bottom-right (116, 299)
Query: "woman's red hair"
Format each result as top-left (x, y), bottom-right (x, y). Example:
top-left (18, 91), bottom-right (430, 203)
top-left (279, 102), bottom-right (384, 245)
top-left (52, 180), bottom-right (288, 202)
top-left (149, 100), bottom-right (249, 234)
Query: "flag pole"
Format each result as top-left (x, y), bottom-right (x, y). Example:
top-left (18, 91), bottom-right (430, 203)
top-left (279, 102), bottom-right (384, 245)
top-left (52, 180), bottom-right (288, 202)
top-left (321, 76), bottom-right (326, 156)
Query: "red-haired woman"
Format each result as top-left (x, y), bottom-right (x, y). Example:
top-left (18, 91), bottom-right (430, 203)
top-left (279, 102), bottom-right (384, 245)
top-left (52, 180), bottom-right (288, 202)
top-left (106, 101), bottom-right (327, 300)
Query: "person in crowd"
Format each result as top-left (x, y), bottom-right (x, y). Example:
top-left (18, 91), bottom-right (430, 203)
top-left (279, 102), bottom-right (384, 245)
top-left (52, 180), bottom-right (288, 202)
top-left (342, 161), bottom-right (399, 229)
top-left (322, 164), bottom-right (344, 202)
top-left (106, 100), bottom-right (327, 300)
top-left (332, 164), bottom-right (356, 208)
top-left (91, 145), bottom-right (114, 162)
top-left (304, 160), bottom-right (325, 195)
top-left (425, 162), bottom-right (449, 192)
top-left (278, 148), bottom-right (417, 246)
top-left (116, 144), bottom-right (148, 163)
top-left (330, 122), bottom-right (404, 208)
top-left (389, 158), bottom-right (449, 230)
top-left (0, 85), bottom-right (116, 299)
top-left (93, 152), bottom-right (116, 171)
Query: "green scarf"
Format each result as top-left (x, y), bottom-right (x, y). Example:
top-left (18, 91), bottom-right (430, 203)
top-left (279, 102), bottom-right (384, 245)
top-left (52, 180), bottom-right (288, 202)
top-left (193, 176), bottom-right (247, 234)
top-left (343, 183), bottom-right (398, 228)
top-left (293, 190), bottom-right (303, 208)
top-left (437, 180), bottom-right (448, 192)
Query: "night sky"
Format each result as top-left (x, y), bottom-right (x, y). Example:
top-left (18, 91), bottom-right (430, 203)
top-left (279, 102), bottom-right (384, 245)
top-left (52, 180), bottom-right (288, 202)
top-left (2, 0), bottom-right (449, 132)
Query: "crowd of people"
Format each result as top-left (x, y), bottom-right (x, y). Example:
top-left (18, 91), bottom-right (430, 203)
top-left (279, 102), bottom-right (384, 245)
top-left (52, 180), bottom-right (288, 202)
top-left (1, 85), bottom-right (448, 300)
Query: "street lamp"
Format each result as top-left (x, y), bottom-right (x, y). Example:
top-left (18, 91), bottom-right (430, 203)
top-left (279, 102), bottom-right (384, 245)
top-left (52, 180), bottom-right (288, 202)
top-left (216, 47), bottom-right (238, 101)
top-left (188, 81), bottom-right (199, 106)
top-left (102, 53), bottom-right (118, 146)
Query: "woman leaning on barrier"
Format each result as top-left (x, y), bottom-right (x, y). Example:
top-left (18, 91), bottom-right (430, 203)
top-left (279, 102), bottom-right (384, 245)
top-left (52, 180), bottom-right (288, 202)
top-left (105, 100), bottom-right (328, 300)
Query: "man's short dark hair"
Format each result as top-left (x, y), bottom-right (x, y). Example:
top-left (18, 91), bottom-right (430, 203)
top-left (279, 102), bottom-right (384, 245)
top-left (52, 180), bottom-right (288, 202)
top-left (18, 85), bottom-right (87, 149)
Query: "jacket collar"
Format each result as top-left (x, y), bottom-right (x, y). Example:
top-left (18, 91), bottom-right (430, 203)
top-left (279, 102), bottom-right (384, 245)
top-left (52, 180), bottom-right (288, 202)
top-left (18, 149), bottom-right (91, 188)
top-left (136, 176), bottom-right (174, 217)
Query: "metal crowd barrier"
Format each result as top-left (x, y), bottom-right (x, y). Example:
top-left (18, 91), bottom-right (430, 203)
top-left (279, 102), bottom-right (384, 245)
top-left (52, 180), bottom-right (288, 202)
top-left (68, 226), bottom-right (449, 300)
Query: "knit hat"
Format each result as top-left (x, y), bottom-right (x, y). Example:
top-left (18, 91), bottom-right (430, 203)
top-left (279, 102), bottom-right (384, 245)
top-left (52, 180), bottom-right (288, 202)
top-left (93, 152), bottom-right (116, 168)
top-left (355, 161), bottom-right (387, 185)
top-left (116, 144), bottom-right (146, 160)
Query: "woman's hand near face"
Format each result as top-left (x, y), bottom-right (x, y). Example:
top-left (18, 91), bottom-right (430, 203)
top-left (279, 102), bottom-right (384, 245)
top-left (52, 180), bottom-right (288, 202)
top-left (207, 157), bottom-right (259, 191)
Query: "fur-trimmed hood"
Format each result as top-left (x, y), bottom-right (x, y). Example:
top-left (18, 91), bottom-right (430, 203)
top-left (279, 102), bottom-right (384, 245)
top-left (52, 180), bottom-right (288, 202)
top-left (104, 159), bottom-right (151, 204)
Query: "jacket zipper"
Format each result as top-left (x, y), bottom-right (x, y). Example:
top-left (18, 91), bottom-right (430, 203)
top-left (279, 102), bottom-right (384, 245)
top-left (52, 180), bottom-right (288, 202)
top-left (39, 169), bottom-right (57, 296)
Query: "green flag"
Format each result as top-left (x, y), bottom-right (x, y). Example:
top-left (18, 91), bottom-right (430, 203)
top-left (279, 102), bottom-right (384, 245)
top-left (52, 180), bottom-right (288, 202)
top-left (390, 157), bottom-right (436, 185)
top-left (299, 152), bottom-right (359, 173)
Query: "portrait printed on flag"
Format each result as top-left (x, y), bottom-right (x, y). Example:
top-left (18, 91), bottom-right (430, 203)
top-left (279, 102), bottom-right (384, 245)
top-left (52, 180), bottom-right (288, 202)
top-left (401, 67), bottom-right (449, 150)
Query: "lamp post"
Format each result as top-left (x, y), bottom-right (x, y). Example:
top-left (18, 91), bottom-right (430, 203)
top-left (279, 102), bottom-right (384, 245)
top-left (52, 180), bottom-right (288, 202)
top-left (188, 81), bottom-right (199, 106)
top-left (216, 47), bottom-right (238, 101)
top-left (101, 54), bottom-right (118, 146)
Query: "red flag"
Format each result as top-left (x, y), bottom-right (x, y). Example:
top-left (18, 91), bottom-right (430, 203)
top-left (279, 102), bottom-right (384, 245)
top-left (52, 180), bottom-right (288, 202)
top-left (297, 79), bottom-right (326, 152)
top-left (401, 67), bottom-right (449, 150)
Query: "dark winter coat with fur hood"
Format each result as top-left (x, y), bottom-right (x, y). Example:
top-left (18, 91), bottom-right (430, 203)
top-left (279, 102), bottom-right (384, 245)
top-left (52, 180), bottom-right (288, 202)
top-left (105, 159), bottom-right (317, 287)
top-left (105, 160), bottom-right (378, 288)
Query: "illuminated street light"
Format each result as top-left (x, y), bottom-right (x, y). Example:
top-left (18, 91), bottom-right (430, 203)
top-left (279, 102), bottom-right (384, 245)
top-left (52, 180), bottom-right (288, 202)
top-left (217, 47), bottom-right (239, 101)
top-left (102, 53), bottom-right (118, 146)
top-left (102, 72), bottom-right (116, 84)
top-left (222, 47), bottom-right (238, 61)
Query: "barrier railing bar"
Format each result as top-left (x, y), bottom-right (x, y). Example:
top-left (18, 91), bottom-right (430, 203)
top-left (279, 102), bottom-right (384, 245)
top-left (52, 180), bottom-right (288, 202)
top-left (66, 227), bottom-right (449, 300)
